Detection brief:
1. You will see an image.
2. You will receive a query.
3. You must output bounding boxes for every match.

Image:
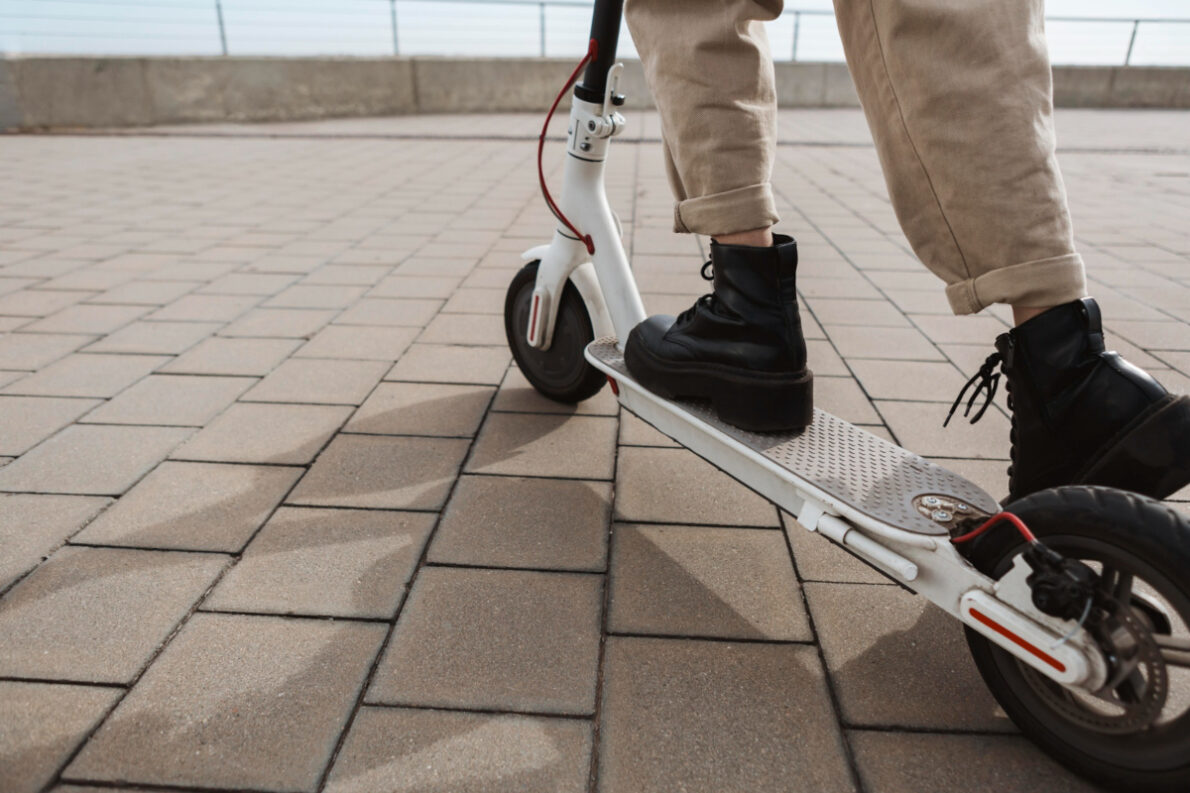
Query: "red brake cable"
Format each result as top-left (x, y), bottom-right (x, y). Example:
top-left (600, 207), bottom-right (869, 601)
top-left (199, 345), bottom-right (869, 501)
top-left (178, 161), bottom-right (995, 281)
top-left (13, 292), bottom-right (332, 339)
top-left (951, 511), bottom-right (1038, 545)
top-left (537, 38), bottom-right (598, 255)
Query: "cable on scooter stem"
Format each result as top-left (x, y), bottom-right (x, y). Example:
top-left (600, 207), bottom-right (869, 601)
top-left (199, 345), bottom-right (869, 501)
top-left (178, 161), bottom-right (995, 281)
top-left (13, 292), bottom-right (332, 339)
top-left (538, 38), bottom-right (598, 255)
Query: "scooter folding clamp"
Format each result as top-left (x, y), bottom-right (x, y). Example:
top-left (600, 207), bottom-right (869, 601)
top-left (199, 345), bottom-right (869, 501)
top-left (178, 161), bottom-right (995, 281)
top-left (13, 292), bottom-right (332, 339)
top-left (582, 110), bottom-right (626, 140)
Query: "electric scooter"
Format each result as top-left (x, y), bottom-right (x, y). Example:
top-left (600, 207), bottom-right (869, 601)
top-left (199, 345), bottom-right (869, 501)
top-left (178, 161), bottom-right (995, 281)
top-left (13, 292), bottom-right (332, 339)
top-left (502, 2), bottom-right (1190, 789)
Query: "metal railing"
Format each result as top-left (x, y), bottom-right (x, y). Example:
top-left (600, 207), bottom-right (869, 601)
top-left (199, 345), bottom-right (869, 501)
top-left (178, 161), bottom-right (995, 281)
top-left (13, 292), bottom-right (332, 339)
top-left (2, 1), bottom-right (1188, 65)
top-left (1046, 15), bottom-right (1189, 66)
top-left (789, 9), bottom-right (832, 62)
top-left (331, 0), bottom-right (597, 59)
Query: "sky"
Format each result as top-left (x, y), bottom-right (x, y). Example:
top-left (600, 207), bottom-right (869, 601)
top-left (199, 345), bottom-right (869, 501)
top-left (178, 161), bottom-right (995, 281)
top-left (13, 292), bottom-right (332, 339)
top-left (1, 0), bottom-right (1188, 65)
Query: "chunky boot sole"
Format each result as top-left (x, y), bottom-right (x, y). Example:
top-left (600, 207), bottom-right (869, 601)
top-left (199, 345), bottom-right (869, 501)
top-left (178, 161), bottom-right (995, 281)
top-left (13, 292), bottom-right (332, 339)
top-left (1077, 394), bottom-right (1190, 500)
top-left (625, 340), bottom-right (813, 432)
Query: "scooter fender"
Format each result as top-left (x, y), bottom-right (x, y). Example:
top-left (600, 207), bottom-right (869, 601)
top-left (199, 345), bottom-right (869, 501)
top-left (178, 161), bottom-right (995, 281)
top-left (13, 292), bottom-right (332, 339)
top-left (520, 244), bottom-right (551, 263)
top-left (521, 236), bottom-right (613, 351)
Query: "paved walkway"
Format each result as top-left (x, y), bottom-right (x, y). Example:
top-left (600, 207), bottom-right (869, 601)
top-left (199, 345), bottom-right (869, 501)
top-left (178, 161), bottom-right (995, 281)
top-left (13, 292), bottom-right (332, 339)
top-left (1, 109), bottom-right (1188, 793)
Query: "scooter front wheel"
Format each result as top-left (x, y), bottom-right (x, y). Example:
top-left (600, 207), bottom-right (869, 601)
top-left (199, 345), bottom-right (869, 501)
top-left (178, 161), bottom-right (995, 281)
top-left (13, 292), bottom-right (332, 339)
top-left (504, 260), bottom-right (606, 404)
top-left (963, 486), bottom-right (1190, 793)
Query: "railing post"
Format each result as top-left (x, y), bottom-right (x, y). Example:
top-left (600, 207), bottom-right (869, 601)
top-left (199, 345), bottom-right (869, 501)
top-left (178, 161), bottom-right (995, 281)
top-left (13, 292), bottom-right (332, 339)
top-left (539, 2), bottom-right (547, 57)
top-left (390, 0), bottom-right (399, 55)
top-left (214, 0), bottom-right (228, 56)
top-left (792, 10), bottom-right (800, 61)
top-left (1124, 19), bottom-right (1139, 66)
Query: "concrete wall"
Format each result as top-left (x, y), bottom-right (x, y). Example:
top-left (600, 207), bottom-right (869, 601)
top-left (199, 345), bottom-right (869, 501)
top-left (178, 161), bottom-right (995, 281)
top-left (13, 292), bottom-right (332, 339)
top-left (0, 57), bottom-right (418, 129)
top-left (2, 55), bottom-right (1187, 130)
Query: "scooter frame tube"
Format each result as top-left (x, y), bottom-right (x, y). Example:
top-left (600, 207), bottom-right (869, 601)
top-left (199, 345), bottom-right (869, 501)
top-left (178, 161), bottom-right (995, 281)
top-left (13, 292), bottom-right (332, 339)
top-left (521, 95), bottom-right (644, 348)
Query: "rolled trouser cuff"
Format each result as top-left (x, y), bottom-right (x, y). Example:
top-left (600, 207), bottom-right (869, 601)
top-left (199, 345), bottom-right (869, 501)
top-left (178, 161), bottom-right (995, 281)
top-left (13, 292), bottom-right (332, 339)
top-left (944, 252), bottom-right (1087, 315)
top-left (673, 183), bottom-right (780, 236)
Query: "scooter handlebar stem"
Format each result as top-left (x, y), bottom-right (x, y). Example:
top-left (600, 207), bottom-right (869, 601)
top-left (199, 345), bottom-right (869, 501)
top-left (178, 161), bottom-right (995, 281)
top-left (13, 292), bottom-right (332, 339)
top-left (575, 0), bottom-right (624, 103)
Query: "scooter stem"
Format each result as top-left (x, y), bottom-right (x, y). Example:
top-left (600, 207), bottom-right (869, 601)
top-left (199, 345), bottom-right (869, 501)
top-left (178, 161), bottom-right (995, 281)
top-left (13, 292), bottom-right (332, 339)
top-left (576, 0), bottom-right (626, 104)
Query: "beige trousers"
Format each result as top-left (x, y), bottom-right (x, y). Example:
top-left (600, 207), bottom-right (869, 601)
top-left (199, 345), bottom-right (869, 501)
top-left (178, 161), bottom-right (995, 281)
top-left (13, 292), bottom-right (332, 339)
top-left (625, 0), bottom-right (1088, 314)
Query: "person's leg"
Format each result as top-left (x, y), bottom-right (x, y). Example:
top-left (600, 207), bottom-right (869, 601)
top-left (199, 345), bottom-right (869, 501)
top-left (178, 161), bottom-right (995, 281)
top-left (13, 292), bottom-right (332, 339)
top-left (623, 0), bottom-right (812, 432)
top-left (834, 0), bottom-right (1190, 501)
top-left (626, 0), bottom-right (782, 240)
top-left (832, 0), bottom-right (1085, 319)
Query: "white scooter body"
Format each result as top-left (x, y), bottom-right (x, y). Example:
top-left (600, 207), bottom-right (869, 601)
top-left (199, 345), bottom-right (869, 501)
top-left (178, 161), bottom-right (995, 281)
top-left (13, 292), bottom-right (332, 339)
top-left (522, 66), bottom-right (1109, 694)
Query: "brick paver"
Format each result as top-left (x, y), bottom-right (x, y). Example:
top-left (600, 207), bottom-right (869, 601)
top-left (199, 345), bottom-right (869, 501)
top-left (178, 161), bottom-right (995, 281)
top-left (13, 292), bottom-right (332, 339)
top-left (240, 357), bottom-right (389, 405)
top-left (0, 396), bottom-right (100, 455)
top-left (345, 381), bottom-right (494, 437)
top-left (73, 460), bottom-right (303, 551)
top-left (172, 402), bottom-right (351, 464)
top-left (0, 424), bottom-right (192, 495)
top-left (804, 582), bottom-right (1010, 731)
top-left (288, 434), bottom-right (469, 509)
top-left (0, 494), bottom-right (109, 590)
top-left (324, 707), bottom-right (593, 793)
top-left (80, 373), bottom-right (252, 426)
top-left (2, 108), bottom-right (1188, 791)
top-left (204, 506), bottom-right (435, 618)
top-left (368, 567), bottom-right (602, 714)
top-left (848, 732), bottom-right (1103, 793)
top-left (386, 342), bottom-right (511, 384)
top-left (428, 474), bottom-right (611, 571)
top-left (65, 613), bottom-right (386, 791)
top-left (161, 335), bottom-right (302, 375)
top-left (599, 637), bottom-right (854, 793)
top-left (608, 524), bottom-right (810, 641)
top-left (2, 352), bottom-right (168, 398)
top-left (0, 681), bottom-right (121, 793)
top-left (0, 547), bottom-right (227, 682)
top-left (466, 411), bottom-right (618, 480)
top-left (614, 446), bottom-right (781, 526)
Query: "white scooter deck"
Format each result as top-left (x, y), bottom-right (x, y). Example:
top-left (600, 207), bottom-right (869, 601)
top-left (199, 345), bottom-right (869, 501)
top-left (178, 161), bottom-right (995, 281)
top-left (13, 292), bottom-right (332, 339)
top-left (586, 338), bottom-right (1000, 540)
top-left (587, 338), bottom-right (1112, 689)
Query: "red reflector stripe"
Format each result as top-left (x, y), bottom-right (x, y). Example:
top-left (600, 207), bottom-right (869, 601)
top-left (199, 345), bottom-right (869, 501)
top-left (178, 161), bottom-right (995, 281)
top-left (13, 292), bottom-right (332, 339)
top-left (607, 376), bottom-right (619, 395)
top-left (970, 608), bottom-right (1066, 673)
top-left (528, 294), bottom-right (540, 341)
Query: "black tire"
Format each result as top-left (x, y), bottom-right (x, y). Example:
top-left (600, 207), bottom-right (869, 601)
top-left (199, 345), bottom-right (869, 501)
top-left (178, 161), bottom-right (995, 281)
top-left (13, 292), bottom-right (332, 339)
top-left (503, 260), bottom-right (606, 404)
top-left (964, 486), bottom-right (1190, 793)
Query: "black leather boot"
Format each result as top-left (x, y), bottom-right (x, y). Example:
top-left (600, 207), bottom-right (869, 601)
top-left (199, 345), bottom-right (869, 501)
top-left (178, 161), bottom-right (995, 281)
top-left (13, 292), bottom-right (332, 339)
top-left (946, 297), bottom-right (1190, 502)
top-left (624, 234), bottom-right (813, 432)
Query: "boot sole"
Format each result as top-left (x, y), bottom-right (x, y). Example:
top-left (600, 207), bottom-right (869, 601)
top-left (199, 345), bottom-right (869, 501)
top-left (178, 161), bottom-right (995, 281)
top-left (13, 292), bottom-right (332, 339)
top-left (1077, 394), bottom-right (1190, 500)
top-left (624, 341), bottom-right (813, 432)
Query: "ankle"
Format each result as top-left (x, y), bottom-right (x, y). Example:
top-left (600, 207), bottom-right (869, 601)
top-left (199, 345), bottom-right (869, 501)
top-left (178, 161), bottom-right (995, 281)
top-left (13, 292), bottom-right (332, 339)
top-left (1012, 304), bottom-right (1057, 326)
top-left (713, 227), bottom-right (773, 248)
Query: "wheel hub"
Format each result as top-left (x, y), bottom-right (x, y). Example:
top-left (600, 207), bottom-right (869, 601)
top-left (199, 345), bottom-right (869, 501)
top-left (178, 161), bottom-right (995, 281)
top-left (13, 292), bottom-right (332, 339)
top-left (1025, 593), bottom-right (1169, 734)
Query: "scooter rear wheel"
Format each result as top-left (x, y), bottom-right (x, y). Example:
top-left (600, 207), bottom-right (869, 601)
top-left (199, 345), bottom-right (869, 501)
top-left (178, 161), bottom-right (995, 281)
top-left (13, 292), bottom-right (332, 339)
top-left (504, 260), bottom-right (606, 404)
top-left (964, 486), bottom-right (1190, 793)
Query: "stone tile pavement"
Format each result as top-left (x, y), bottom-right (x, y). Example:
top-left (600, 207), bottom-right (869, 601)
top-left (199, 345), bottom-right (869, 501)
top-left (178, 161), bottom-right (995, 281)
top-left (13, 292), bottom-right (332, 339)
top-left (2, 108), bottom-right (1189, 793)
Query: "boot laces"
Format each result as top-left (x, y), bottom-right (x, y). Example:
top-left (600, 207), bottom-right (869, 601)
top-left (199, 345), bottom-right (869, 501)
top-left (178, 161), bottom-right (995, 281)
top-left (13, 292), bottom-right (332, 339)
top-left (944, 351), bottom-right (1003, 427)
top-left (677, 261), bottom-right (718, 323)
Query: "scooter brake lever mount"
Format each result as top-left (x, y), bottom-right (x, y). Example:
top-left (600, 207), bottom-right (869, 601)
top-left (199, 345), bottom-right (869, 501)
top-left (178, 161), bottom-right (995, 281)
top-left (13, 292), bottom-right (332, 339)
top-left (602, 63), bottom-right (625, 115)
